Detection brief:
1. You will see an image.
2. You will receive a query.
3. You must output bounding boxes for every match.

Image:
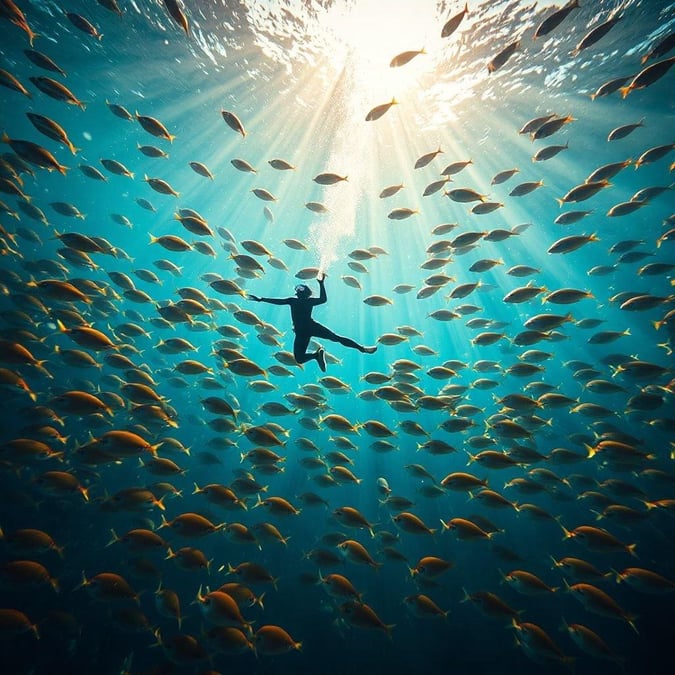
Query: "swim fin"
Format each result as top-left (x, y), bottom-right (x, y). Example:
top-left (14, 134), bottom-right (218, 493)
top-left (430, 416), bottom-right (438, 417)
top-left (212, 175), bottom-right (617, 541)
top-left (316, 348), bottom-right (326, 372)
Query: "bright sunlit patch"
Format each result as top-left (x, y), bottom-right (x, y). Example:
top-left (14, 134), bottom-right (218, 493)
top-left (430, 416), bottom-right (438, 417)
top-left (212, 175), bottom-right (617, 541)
top-left (297, 0), bottom-right (446, 272)
top-left (319, 0), bottom-right (441, 98)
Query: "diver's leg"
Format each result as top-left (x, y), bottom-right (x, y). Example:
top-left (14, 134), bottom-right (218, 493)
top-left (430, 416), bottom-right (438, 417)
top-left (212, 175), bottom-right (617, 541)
top-left (293, 331), bottom-right (319, 365)
top-left (312, 323), bottom-right (377, 353)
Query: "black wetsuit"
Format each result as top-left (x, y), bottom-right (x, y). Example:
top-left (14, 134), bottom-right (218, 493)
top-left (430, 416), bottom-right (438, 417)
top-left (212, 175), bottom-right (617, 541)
top-left (257, 279), bottom-right (366, 364)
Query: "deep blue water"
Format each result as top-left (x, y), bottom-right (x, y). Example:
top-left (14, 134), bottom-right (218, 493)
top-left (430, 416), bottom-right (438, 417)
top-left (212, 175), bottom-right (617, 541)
top-left (1, 0), bottom-right (674, 673)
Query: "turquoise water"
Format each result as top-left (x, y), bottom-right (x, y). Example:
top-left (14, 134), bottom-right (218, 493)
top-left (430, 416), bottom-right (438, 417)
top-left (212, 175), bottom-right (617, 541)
top-left (1, 0), bottom-right (674, 673)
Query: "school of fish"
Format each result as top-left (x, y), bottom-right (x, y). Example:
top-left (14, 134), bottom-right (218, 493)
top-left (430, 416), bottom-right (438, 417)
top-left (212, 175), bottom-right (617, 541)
top-left (0, 0), bottom-right (674, 674)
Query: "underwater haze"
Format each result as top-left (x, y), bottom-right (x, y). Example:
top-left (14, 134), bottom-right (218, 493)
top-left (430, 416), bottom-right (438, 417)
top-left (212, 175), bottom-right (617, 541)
top-left (0, 0), bottom-right (674, 673)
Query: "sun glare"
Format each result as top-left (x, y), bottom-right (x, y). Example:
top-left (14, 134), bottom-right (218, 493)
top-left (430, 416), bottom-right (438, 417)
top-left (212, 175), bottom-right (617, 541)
top-left (321, 0), bottom-right (441, 98)
top-left (296, 0), bottom-right (450, 273)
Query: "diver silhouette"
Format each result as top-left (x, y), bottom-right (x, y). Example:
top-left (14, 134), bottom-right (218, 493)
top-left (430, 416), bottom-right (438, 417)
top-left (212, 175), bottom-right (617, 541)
top-left (248, 273), bottom-right (377, 371)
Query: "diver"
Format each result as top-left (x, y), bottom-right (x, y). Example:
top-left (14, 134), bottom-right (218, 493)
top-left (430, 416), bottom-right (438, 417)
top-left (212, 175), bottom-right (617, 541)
top-left (248, 273), bottom-right (377, 371)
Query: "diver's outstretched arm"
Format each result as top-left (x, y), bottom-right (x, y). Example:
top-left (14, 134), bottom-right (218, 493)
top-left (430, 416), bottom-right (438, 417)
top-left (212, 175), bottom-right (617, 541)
top-left (315, 274), bottom-right (327, 306)
top-left (249, 294), bottom-right (291, 305)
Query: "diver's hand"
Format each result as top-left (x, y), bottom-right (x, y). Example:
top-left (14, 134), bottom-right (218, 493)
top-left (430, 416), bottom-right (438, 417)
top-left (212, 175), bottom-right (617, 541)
top-left (317, 272), bottom-right (326, 283)
top-left (249, 294), bottom-right (262, 302)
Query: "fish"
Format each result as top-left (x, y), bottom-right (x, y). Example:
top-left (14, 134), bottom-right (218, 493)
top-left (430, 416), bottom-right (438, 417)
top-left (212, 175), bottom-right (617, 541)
top-left (532, 115), bottom-right (575, 140)
top-left (268, 158), bottom-right (294, 170)
top-left (561, 620), bottom-right (624, 666)
top-left (557, 179), bottom-right (610, 205)
top-left (445, 188), bottom-right (485, 203)
top-left (511, 620), bottom-right (572, 668)
top-left (136, 112), bottom-right (175, 141)
top-left (388, 207), bottom-right (418, 220)
top-left (641, 31), bottom-right (675, 63)
top-left (0, 67), bottom-right (31, 97)
top-left (390, 49), bottom-right (425, 68)
top-left (314, 172), bottom-right (347, 185)
top-left (414, 148), bottom-right (442, 169)
top-left (607, 118), bottom-right (645, 141)
top-left (339, 601), bottom-right (394, 638)
top-left (251, 188), bottom-right (276, 201)
top-left (532, 143), bottom-right (568, 161)
top-left (509, 180), bottom-right (544, 196)
top-left (491, 169), bottom-right (519, 187)
top-left (163, 0), bottom-right (189, 35)
top-left (145, 175), bottom-right (179, 196)
top-left (380, 184), bottom-right (404, 198)
top-left (571, 12), bottom-right (622, 56)
top-left (590, 74), bottom-right (634, 100)
top-left (488, 41), bottom-right (519, 73)
top-left (441, 159), bottom-right (472, 176)
top-left (634, 142), bottom-right (675, 168)
top-left (221, 109), bottom-right (246, 137)
top-left (106, 100), bottom-right (133, 119)
top-left (620, 56), bottom-right (675, 97)
top-left (441, 3), bottom-right (469, 38)
top-left (1, 134), bottom-right (68, 174)
top-left (534, 0), bottom-right (580, 39)
top-left (24, 49), bottom-right (66, 76)
top-left (547, 234), bottom-right (599, 254)
top-left (98, 0), bottom-right (123, 16)
top-left (253, 625), bottom-right (301, 655)
top-left (67, 12), bottom-right (103, 40)
top-left (28, 77), bottom-right (86, 109)
top-left (566, 582), bottom-right (638, 632)
top-left (365, 98), bottom-right (398, 121)
top-left (137, 142), bottom-right (168, 157)
top-left (231, 158), bottom-right (256, 173)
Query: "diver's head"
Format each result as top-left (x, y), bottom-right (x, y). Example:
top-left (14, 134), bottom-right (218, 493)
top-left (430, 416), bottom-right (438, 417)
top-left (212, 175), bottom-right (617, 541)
top-left (295, 284), bottom-right (312, 298)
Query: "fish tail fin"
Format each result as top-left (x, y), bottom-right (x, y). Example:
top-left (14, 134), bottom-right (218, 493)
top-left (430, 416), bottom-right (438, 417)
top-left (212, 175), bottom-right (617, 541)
top-left (559, 521), bottom-right (573, 539)
top-left (106, 528), bottom-right (120, 547)
top-left (75, 570), bottom-right (88, 592)
top-left (35, 359), bottom-right (52, 378)
top-left (627, 614), bottom-right (639, 634)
